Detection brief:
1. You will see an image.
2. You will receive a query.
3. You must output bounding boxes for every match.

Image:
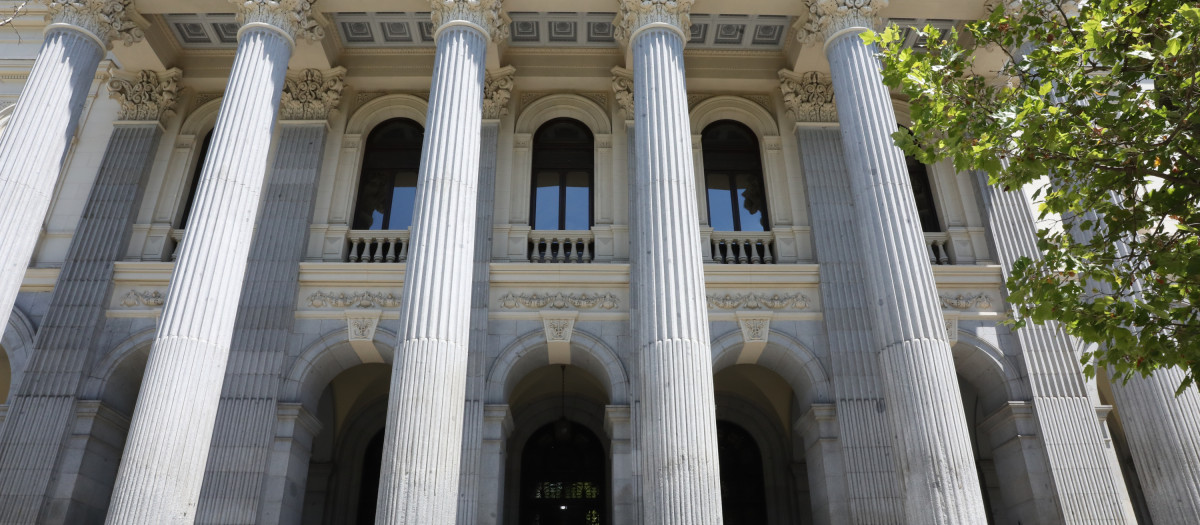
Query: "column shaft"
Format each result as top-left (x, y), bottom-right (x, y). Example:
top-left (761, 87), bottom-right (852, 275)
top-left (0, 26), bottom-right (103, 332)
top-left (825, 31), bottom-right (986, 523)
top-left (0, 123), bottom-right (161, 524)
top-left (376, 23), bottom-right (486, 524)
top-left (106, 25), bottom-right (292, 523)
top-left (631, 26), bottom-right (723, 524)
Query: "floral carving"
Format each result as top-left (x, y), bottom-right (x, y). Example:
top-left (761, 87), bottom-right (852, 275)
top-left (545, 319), bottom-right (572, 341)
top-left (740, 318), bottom-right (770, 340)
top-left (431, 0), bottom-right (509, 42)
top-left (235, 0), bottom-right (324, 42)
top-left (613, 0), bottom-right (694, 45)
top-left (797, 0), bottom-right (889, 45)
top-left (498, 292), bottom-right (620, 310)
top-left (482, 66), bottom-right (515, 119)
top-left (121, 290), bottom-right (164, 307)
top-left (611, 67), bottom-right (634, 118)
top-left (349, 317), bottom-right (374, 338)
top-left (706, 292), bottom-right (811, 310)
top-left (108, 69), bottom-right (182, 122)
top-left (46, 0), bottom-right (143, 48)
top-left (280, 67), bottom-right (345, 120)
top-left (307, 291), bottom-right (401, 308)
top-left (938, 293), bottom-right (994, 310)
top-left (779, 70), bottom-right (837, 122)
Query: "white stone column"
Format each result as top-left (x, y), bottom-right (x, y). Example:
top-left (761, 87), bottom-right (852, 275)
top-left (375, 2), bottom-right (505, 523)
top-left (105, 2), bottom-right (323, 522)
top-left (800, 2), bottom-right (987, 522)
top-left (195, 67), bottom-right (343, 525)
top-left (0, 0), bottom-right (142, 335)
top-left (0, 69), bottom-right (178, 524)
top-left (615, 1), bottom-right (724, 523)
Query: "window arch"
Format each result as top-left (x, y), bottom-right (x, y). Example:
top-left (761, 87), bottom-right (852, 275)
top-left (530, 118), bottom-right (593, 231)
top-left (178, 130), bottom-right (214, 229)
top-left (701, 120), bottom-right (769, 232)
top-left (352, 118), bottom-right (424, 231)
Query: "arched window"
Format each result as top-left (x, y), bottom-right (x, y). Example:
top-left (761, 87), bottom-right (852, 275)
top-left (702, 120), bottom-right (769, 232)
top-left (352, 118), bottom-right (424, 230)
top-left (531, 118), bottom-right (593, 231)
top-left (717, 421), bottom-right (768, 525)
top-left (898, 126), bottom-right (942, 233)
top-left (178, 130), bottom-right (214, 228)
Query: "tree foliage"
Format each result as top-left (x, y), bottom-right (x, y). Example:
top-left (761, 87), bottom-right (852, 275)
top-left (863, 0), bottom-right (1200, 392)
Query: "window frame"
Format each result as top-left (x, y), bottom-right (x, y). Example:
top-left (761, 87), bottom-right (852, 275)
top-left (529, 117), bottom-right (595, 231)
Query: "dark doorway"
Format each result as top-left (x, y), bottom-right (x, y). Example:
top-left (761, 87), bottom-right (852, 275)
top-left (519, 421), bottom-right (606, 525)
top-left (718, 421), bottom-right (768, 525)
top-left (356, 430), bottom-right (384, 525)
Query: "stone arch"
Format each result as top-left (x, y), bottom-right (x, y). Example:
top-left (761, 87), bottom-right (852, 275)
top-left (711, 327), bottom-right (831, 413)
top-left (280, 325), bottom-right (398, 411)
top-left (689, 96), bottom-right (779, 140)
top-left (2, 307), bottom-right (36, 403)
top-left (515, 94), bottom-right (611, 135)
top-left (81, 327), bottom-right (158, 405)
top-left (486, 328), bottom-right (629, 405)
top-left (344, 94), bottom-right (429, 134)
top-left (952, 332), bottom-right (1028, 415)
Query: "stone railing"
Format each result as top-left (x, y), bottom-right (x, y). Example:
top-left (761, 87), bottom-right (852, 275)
top-left (924, 232), bottom-right (953, 265)
top-left (528, 230), bottom-right (593, 263)
top-left (169, 229), bottom-right (186, 261)
top-left (347, 229), bottom-right (410, 263)
top-left (706, 231), bottom-right (776, 264)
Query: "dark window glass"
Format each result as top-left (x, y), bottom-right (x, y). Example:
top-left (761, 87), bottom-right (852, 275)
top-left (531, 118), bottom-right (593, 230)
top-left (353, 118), bottom-right (424, 230)
top-left (356, 430), bottom-right (384, 525)
top-left (519, 421), bottom-right (606, 525)
top-left (906, 155), bottom-right (941, 232)
top-left (702, 121), bottom-right (769, 232)
top-left (179, 130), bottom-right (214, 228)
top-left (717, 421), bottom-right (768, 525)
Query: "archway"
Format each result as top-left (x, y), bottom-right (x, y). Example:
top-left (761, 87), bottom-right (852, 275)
top-left (717, 420), bottom-right (768, 525)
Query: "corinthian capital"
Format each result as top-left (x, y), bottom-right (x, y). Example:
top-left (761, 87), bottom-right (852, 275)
top-left (109, 68), bottom-right (182, 122)
top-left (613, 0), bottom-right (694, 45)
top-left (482, 66), bottom-right (515, 119)
top-left (45, 0), bottom-right (144, 48)
top-left (280, 67), bottom-right (345, 120)
top-left (798, 0), bottom-right (889, 45)
top-left (611, 66), bottom-right (634, 118)
top-left (779, 70), bottom-right (837, 122)
top-left (233, 0), bottom-right (324, 43)
top-left (430, 0), bottom-right (509, 43)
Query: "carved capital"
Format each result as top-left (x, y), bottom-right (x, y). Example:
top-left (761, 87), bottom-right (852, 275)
top-left (779, 70), bottom-right (837, 122)
top-left (613, 0), bottom-right (694, 45)
top-left (280, 67), bottom-right (345, 120)
top-left (233, 0), bottom-right (324, 43)
top-left (45, 0), bottom-right (144, 48)
top-left (430, 0), bottom-right (509, 43)
top-left (798, 0), bottom-right (889, 45)
top-left (611, 66), bottom-right (634, 118)
top-left (482, 65), bottom-right (515, 119)
top-left (109, 68), bottom-right (182, 122)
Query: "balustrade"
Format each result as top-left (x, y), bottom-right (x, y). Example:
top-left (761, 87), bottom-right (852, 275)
top-left (706, 231), bottom-right (776, 264)
top-left (924, 232), bottom-right (953, 265)
top-left (527, 230), bottom-right (594, 263)
top-left (347, 229), bottom-right (410, 263)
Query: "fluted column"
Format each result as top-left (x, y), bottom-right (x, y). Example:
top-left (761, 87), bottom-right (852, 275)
top-left (616, 2), bottom-right (723, 523)
top-left (456, 65), bottom-right (512, 525)
top-left (0, 69), bottom-right (177, 524)
top-left (800, 2), bottom-right (987, 521)
top-left (0, 0), bottom-right (142, 335)
top-left (105, 2), bottom-right (323, 522)
top-left (783, 70), bottom-right (905, 522)
top-left (194, 67), bottom-right (344, 525)
top-left (375, 2), bottom-right (505, 523)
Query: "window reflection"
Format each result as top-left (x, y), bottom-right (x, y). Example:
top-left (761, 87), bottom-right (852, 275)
top-left (353, 118), bottom-right (424, 230)
top-left (531, 118), bottom-right (593, 230)
top-left (702, 121), bottom-right (769, 232)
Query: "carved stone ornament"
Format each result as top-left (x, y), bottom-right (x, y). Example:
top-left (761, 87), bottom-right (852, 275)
top-left (498, 292), bottom-right (620, 310)
top-left (613, 0), bottom-right (694, 45)
top-left (45, 0), bottom-right (144, 48)
top-left (938, 293), bottom-right (994, 310)
top-left (280, 67), bottom-right (345, 120)
top-left (738, 316), bottom-right (770, 342)
top-left (121, 290), bottom-right (164, 307)
top-left (345, 309), bottom-right (383, 361)
top-left (307, 290), bottom-right (401, 308)
top-left (234, 0), bottom-right (324, 42)
top-left (482, 66), bottom-right (516, 120)
top-left (944, 316), bottom-right (959, 344)
top-left (108, 68), bottom-right (182, 122)
top-left (430, 0), bottom-right (510, 43)
top-left (797, 0), bottom-right (890, 45)
top-left (707, 292), bottom-right (811, 310)
top-left (611, 66), bottom-right (634, 118)
top-left (779, 70), bottom-right (837, 122)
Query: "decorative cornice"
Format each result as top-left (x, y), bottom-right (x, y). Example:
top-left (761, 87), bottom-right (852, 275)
top-left (939, 293), bottom-right (994, 310)
top-left (611, 66), bottom-right (634, 118)
top-left (498, 292), bottom-right (620, 310)
top-left (280, 67), bottom-right (345, 120)
top-left (430, 0), bottom-right (509, 43)
top-left (613, 0), bottom-right (694, 45)
top-left (797, 0), bottom-right (889, 45)
top-left (779, 70), bottom-right (837, 122)
top-left (482, 65), bottom-right (515, 119)
top-left (307, 291), bottom-right (401, 308)
top-left (707, 292), bottom-right (811, 310)
top-left (108, 68), bottom-right (182, 122)
top-left (233, 0), bottom-right (324, 43)
top-left (45, 0), bottom-right (144, 49)
top-left (121, 289), bottom-right (164, 307)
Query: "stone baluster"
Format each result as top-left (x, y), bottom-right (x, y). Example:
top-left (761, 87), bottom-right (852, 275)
top-left (783, 69), bottom-right (905, 523)
top-left (104, 2), bottom-right (324, 522)
top-left (0, 0), bottom-right (142, 337)
top-left (799, 1), bottom-right (987, 521)
top-left (375, 2), bottom-right (506, 523)
top-left (615, 1), bottom-right (724, 523)
top-left (194, 67), bottom-right (344, 524)
top-left (0, 69), bottom-right (178, 523)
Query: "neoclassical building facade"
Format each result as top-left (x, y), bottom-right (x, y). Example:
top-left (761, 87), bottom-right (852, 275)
top-left (0, 0), bottom-right (1198, 523)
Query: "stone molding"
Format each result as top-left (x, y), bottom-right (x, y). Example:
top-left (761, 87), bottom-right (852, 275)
top-left (779, 70), bottom-right (837, 122)
top-left (498, 292), bottom-right (620, 310)
top-left (430, 0), bottom-right (509, 42)
top-left (307, 290), bottom-right (401, 308)
top-left (45, 0), bottom-right (144, 48)
top-left (944, 315), bottom-right (959, 343)
top-left (108, 68), bottom-right (182, 123)
top-left (611, 66), bottom-right (634, 118)
top-left (120, 289), bottom-right (164, 307)
top-left (280, 67), bottom-right (345, 120)
top-left (706, 292), bottom-right (811, 310)
top-left (482, 65), bottom-right (515, 119)
top-left (234, 0), bottom-right (324, 42)
top-left (797, 0), bottom-right (889, 45)
top-left (613, 0), bottom-right (694, 45)
top-left (938, 292), bottom-right (994, 310)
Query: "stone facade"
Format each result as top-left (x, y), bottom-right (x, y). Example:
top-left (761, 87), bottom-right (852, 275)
top-left (0, 0), bottom-right (1193, 524)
